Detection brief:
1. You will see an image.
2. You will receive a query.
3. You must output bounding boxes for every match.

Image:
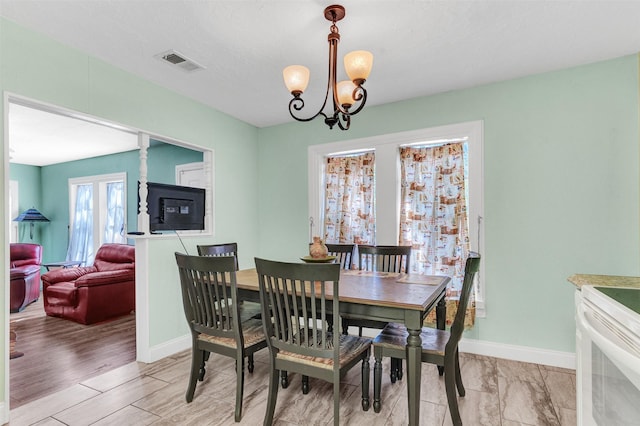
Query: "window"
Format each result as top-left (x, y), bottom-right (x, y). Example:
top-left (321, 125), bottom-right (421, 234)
top-left (68, 172), bottom-right (127, 265)
top-left (309, 121), bottom-right (485, 315)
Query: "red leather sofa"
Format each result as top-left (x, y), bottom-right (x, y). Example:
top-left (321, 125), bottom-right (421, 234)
top-left (42, 243), bottom-right (135, 324)
top-left (10, 243), bottom-right (43, 312)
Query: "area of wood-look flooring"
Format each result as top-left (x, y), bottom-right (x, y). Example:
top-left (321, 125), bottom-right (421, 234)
top-left (9, 297), bottom-right (136, 409)
top-left (9, 349), bottom-right (577, 425)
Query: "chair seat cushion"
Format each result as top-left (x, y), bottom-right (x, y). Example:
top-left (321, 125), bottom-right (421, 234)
top-left (277, 334), bottom-right (371, 370)
top-left (198, 318), bottom-right (265, 349)
top-left (372, 322), bottom-right (449, 357)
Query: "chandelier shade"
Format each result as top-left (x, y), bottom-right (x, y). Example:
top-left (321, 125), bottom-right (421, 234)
top-left (344, 50), bottom-right (373, 82)
top-left (283, 4), bottom-right (373, 130)
top-left (283, 65), bottom-right (310, 94)
top-left (337, 80), bottom-right (357, 107)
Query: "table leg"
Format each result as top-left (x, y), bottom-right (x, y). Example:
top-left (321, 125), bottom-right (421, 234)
top-left (436, 297), bottom-right (446, 330)
top-left (406, 327), bottom-right (422, 426)
top-left (436, 296), bottom-right (446, 376)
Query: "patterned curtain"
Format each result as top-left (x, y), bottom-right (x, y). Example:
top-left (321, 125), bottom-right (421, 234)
top-left (398, 143), bottom-right (475, 328)
top-left (323, 152), bottom-right (375, 245)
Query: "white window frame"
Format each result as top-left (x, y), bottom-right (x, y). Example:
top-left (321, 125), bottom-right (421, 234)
top-left (68, 172), bottom-right (127, 255)
top-left (308, 121), bottom-right (486, 316)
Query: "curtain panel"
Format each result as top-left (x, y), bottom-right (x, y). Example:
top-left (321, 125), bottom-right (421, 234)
top-left (398, 143), bottom-right (475, 328)
top-left (104, 181), bottom-right (126, 244)
top-left (66, 184), bottom-right (94, 265)
top-left (323, 152), bottom-right (375, 245)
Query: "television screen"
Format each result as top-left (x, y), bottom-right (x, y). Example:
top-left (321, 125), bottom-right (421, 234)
top-left (140, 182), bottom-right (206, 232)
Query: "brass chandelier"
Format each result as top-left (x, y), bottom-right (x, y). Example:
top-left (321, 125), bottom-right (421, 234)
top-left (283, 4), bottom-right (373, 130)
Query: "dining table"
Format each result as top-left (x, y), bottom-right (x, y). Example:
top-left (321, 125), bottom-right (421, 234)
top-left (234, 267), bottom-right (450, 426)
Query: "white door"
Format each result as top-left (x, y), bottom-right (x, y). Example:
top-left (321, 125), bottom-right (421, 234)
top-left (176, 162), bottom-right (205, 188)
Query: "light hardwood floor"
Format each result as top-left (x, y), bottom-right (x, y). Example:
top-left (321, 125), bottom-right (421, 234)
top-left (9, 347), bottom-right (576, 425)
top-left (9, 295), bottom-right (136, 409)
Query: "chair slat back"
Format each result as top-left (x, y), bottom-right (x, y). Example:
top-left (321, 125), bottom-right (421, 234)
top-left (255, 258), bottom-right (341, 361)
top-left (447, 252), bottom-right (481, 347)
top-left (325, 243), bottom-right (355, 270)
top-left (197, 242), bottom-right (239, 270)
top-left (358, 245), bottom-right (411, 273)
top-left (175, 253), bottom-right (241, 342)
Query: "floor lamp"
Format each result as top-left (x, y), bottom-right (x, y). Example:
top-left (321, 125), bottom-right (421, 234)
top-left (14, 207), bottom-right (50, 240)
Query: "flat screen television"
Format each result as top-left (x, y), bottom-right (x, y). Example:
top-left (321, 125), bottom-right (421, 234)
top-left (140, 182), bottom-right (206, 232)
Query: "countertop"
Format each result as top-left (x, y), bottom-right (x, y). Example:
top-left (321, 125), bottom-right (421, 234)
top-left (567, 274), bottom-right (640, 289)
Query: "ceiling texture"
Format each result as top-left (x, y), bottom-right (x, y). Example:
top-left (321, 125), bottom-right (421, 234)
top-left (3, 0), bottom-right (640, 165)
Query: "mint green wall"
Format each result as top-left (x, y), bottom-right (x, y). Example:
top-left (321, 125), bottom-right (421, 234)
top-left (9, 164), bottom-right (44, 243)
top-left (147, 142), bottom-right (203, 184)
top-left (1, 17), bottom-right (259, 406)
top-left (37, 144), bottom-right (202, 264)
top-left (258, 55), bottom-right (640, 354)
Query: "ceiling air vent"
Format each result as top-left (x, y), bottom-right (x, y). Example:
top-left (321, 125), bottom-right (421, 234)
top-left (155, 50), bottom-right (205, 72)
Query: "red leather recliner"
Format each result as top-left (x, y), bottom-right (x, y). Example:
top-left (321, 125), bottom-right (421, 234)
top-left (41, 243), bottom-right (135, 324)
top-left (10, 243), bottom-right (43, 313)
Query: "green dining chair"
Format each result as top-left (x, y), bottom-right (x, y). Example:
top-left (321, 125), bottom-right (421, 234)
top-left (197, 242), bottom-right (262, 364)
top-left (175, 252), bottom-right (267, 422)
top-left (342, 244), bottom-right (412, 383)
top-left (197, 242), bottom-right (262, 320)
top-left (197, 242), bottom-right (240, 270)
top-left (324, 243), bottom-right (356, 335)
top-left (325, 243), bottom-right (356, 270)
top-left (371, 252), bottom-right (481, 426)
top-left (255, 258), bottom-right (372, 426)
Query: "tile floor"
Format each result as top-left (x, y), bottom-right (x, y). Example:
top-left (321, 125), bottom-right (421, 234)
top-left (9, 350), bottom-right (576, 425)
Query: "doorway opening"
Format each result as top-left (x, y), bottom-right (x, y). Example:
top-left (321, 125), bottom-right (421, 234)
top-left (4, 94), bottom-right (210, 408)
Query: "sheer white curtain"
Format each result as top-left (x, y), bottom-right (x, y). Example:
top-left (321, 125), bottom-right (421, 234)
top-left (66, 184), bottom-right (94, 264)
top-left (67, 179), bottom-right (126, 265)
top-left (104, 181), bottom-right (126, 244)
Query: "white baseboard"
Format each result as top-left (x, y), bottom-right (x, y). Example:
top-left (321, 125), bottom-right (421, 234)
top-left (136, 331), bottom-right (576, 371)
top-left (138, 334), bottom-right (191, 364)
top-left (459, 338), bottom-right (576, 370)
top-left (0, 401), bottom-right (7, 426)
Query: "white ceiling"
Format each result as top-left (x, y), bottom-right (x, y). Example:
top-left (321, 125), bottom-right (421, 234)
top-left (8, 103), bottom-right (139, 166)
top-left (3, 0), bottom-right (640, 165)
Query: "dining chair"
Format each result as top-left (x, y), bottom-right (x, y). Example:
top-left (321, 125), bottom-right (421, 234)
top-left (175, 252), bottom-right (267, 422)
top-left (254, 258), bottom-right (372, 426)
top-left (197, 242), bottom-right (262, 372)
top-left (343, 245), bottom-right (412, 336)
top-left (341, 244), bottom-right (412, 381)
top-left (357, 244), bottom-right (411, 273)
top-left (197, 242), bottom-right (262, 319)
top-left (197, 242), bottom-right (239, 270)
top-left (325, 243), bottom-right (356, 270)
top-left (323, 243), bottom-right (356, 335)
top-left (371, 252), bottom-right (481, 425)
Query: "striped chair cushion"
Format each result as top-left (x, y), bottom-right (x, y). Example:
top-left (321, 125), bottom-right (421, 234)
top-left (198, 318), bottom-right (265, 349)
top-left (277, 334), bottom-right (371, 370)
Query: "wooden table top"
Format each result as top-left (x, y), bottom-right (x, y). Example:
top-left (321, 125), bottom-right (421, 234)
top-left (235, 268), bottom-right (450, 313)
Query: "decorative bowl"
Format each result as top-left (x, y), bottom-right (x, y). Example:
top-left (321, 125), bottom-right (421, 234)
top-left (300, 255), bottom-right (337, 263)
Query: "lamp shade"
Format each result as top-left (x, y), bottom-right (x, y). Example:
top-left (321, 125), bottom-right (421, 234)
top-left (14, 208), bottom-right (50, 222)
top-left (337, 80), bottom-right (357, 107)
top-left (283, 65), bottom-right (310, 94)
top-left (344, 50), bottom-right (373, 82)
